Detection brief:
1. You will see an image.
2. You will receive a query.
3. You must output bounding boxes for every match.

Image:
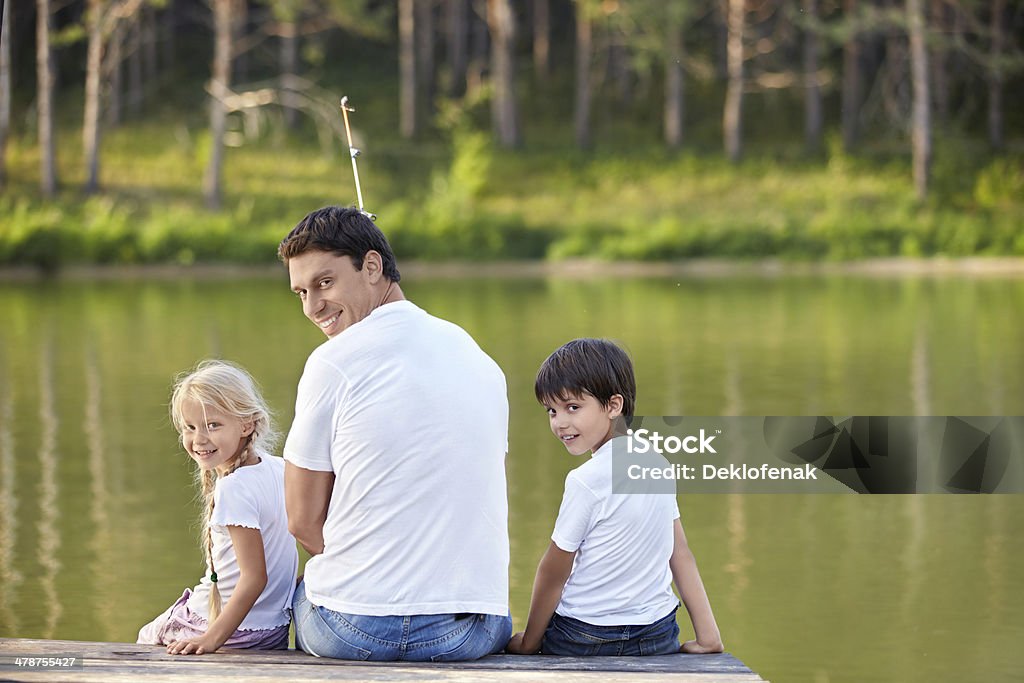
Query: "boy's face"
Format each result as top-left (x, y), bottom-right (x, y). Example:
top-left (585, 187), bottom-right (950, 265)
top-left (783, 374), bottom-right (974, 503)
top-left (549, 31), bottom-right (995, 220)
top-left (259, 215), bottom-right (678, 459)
top-left (544, 391), bottom-right (623, 456)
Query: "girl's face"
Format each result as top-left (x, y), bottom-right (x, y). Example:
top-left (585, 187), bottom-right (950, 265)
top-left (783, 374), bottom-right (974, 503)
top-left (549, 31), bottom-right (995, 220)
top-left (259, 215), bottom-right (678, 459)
top-left (178, 398), bottom-right (253, 475)
top-left (544, 391), bottom-right (623, 456)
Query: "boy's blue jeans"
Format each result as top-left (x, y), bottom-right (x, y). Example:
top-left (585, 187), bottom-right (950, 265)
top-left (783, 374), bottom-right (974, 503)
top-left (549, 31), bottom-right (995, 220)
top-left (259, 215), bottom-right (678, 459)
top-left (293, 580), bottom-right (512, 661)
top-left (542, 606), bottom-right (681, 656)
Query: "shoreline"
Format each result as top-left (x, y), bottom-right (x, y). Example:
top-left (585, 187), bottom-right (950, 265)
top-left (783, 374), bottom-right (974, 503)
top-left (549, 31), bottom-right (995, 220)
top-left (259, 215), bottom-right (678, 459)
top-left (2, 257), bottom-right (1024, 282)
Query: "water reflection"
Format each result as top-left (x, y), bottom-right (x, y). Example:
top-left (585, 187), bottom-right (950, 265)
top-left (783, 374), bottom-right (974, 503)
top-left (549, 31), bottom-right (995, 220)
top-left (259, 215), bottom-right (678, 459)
top-left (723, 494), bottom-right (749, 613)
top-left (911, 323), bottom-right (930, 416)
top-left (36, 342), bottom-right (62, 638)
top-left (84, 347), bottom-right (115, 641)
top-left (0, 274), bottom-right (1021, 683)
top-left (0, 355), bottom-right (21, 634)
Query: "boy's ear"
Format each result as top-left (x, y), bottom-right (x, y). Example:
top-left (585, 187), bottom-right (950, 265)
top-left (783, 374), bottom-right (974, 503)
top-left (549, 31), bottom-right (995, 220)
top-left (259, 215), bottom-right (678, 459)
top-left (606, 394), bottom-right (624, 419)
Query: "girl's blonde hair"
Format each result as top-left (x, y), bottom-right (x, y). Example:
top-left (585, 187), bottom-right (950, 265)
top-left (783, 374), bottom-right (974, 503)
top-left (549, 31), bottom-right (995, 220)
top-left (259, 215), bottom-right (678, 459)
top-left (169, 360), bottom-right (278, 622)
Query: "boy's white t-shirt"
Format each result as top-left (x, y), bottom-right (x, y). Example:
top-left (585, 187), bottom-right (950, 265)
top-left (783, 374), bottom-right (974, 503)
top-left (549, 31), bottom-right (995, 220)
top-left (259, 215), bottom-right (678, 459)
top-left (552, 436), bottom-right (680, 626)
top-left (284, 300), bottom-right (510, 616)
top-left (187, 455), bottom-right (298, 630)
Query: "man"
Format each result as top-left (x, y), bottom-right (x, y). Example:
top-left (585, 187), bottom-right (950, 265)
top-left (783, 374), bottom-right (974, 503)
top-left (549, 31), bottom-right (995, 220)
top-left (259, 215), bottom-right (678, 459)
top-left (279, 206), bottom-right (511, 661)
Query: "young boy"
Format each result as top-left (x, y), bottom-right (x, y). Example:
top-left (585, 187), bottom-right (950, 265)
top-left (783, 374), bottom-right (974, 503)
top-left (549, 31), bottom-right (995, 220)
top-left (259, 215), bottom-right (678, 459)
top-left (506, 338), bottom-right (723, 656)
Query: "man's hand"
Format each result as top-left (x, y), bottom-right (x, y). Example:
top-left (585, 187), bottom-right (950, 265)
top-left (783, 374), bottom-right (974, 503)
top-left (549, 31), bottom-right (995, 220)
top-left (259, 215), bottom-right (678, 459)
top-left (166, 633), bottom-right (223, 655)
top-left (505, 631), bottom-right (539, 655)
top-left (680, 638), bottom-right (724, 654)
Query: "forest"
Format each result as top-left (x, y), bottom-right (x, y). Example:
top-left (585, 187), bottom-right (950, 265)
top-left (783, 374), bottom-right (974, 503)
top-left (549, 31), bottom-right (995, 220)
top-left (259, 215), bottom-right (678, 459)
top-left (1, 0), bottom-right (1022, 266)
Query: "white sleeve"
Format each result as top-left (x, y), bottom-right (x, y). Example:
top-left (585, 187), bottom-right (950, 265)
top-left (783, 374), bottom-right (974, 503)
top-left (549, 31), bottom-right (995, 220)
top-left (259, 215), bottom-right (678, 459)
top-left (211, 476), bottom-right (260, 530)
top-left (551, 473), bottom-right (600, 553)
top-left (283, 356), bottom-right (345, 473)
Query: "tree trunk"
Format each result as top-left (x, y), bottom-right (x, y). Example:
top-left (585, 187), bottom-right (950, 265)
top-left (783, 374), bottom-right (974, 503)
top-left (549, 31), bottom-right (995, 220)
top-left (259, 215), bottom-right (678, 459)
top-left (447, 0), bottom-right (468, 96)
top-left (803, 0), bottom-right (822, 152)
top-left (907, 0), bottom-right (931, 200)
top-left (609, 33), bottom-right (632, 104)
top-left (36, 0), bottom-right (58, 196)
top-left (714, 0), bottom-right (728, 79)
top-left (143, 4), bottom-right (157, 87)
top-left (841, 0), bottom-right (860, 152)
top-left (399, 0), bottom-right (416, 138)
top-left (232, 0), bottom-right (248, 83)
top-left (106, 17), bottom-right (123, 128)
top-left (663, 12), bottom-right (684, 150)
top-left (487, 0), bottom-right (519, 147)
top-left (468, 0), bottom-right (488, 94)
top-left (204, 0), bottom-right (232, 209)
top-left (128, 15), bottom-right (142, 117)
top-left (416, 0), bottom-right (435, 117)
top-left (83, 0), bottom-right (105, 194)
top-left (929, 0), bottom-right (948, 123)
top-left (574, 2), bottom-right (591, 149)
top-left (280, 21), bottom-right (298, 128)
top-left (533, 0), bottom-right (549, 81)
top-left (162, 0), bottom-right (176, 74)
top-left (723, 0), bottom-right (744, 163)
top-left (988, 0), bottom-right (1005, 151)
top-left (0, 0), bottom-right (12, 189)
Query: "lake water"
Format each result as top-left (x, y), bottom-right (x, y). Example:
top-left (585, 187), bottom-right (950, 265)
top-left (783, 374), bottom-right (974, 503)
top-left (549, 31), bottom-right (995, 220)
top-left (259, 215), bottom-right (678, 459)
top-left (0, 271), bottom-right (1022, 682)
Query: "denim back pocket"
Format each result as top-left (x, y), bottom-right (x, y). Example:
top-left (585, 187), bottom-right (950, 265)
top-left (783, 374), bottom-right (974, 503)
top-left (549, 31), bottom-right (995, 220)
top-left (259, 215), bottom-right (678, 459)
top-left (308, 605), bottom-right (373, 660)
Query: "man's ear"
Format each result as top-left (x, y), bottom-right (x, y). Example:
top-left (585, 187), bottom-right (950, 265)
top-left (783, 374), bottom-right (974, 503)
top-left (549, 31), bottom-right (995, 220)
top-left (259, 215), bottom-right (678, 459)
top-left (363, 250), bottom-right (384, 284)
top-left (607, 394), bottom-right (624, 419)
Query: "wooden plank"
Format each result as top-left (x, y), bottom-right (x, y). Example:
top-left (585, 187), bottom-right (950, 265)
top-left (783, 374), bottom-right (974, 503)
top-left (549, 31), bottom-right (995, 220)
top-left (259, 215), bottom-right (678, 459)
top-left (0, 638), bottom-right (767, 682)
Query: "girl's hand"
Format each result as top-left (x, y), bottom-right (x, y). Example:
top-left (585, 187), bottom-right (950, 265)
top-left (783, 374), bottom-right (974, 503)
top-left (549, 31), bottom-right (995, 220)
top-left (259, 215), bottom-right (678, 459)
top-left (505, 631), bottom-right (538, 655)
top-left (680, 638), bottom-right (724, 654)
top-left (166, 634), bottom-right (223, 655)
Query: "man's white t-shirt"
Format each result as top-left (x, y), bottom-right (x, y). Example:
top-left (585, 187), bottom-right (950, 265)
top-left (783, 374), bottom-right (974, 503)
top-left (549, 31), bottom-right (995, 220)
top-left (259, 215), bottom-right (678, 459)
top-left (285, 300), bottom-right (510, 616)
top-left (188, 455), bottom-right (298, 630)
top-left (551, 436), bottom-right (680, 626)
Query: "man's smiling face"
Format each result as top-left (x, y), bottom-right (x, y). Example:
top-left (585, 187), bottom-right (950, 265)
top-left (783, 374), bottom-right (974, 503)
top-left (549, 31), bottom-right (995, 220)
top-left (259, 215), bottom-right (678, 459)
top-left (288, 249), bottom-right (380, 338)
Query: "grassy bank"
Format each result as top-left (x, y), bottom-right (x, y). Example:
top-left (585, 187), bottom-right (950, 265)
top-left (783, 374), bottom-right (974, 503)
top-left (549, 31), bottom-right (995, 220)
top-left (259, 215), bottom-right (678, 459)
top-left (2, 111), bottom-right (1022, 268)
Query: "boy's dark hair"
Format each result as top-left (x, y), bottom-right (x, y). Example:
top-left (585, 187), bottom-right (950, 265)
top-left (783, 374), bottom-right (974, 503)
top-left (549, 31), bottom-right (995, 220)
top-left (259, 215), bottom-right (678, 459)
top-left (278, 206), bottom-right (401, 282)
top-left (534, 338), bottom-right (636, 421)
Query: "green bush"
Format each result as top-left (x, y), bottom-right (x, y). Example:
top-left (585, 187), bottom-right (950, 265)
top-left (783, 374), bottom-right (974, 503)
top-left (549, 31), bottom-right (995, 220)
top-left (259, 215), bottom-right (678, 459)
top-left (1, 114), bottom-right (1021, 267)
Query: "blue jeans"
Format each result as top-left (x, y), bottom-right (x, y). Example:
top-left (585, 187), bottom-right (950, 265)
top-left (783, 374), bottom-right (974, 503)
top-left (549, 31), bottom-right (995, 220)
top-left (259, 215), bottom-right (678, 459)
top-left (292, 580), bottom-right (512, 661)
top-left (542, 606), bottom-right (680, 656)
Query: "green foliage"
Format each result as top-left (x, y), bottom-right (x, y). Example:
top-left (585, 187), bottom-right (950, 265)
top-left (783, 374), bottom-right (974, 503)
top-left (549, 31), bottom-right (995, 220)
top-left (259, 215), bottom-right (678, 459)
top-left (973, 157), bottom-right (1024, 210)
top-left (1, 108), bottom-right (1022, 268)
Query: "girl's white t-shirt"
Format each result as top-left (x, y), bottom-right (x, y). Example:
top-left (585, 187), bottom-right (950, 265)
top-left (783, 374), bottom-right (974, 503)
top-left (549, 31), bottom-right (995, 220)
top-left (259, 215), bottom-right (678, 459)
top-left (551, 436), bottom-right (681, 626)
top-left (187, 455), bottom-right (298, 630)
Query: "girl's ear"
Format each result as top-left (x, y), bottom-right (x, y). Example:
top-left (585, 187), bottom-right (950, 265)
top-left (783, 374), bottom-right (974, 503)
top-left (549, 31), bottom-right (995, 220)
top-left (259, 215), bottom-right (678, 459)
top-left (241, 421), bottom-right (255, 437)
top-left (606, 394), bottom-right (624, 419)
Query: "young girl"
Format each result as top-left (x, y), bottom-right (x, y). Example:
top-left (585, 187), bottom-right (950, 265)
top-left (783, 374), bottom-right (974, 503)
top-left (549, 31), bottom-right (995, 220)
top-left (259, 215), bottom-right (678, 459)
top-left (137, 360), bottom-right (298, 654)
top-left (506, 338), bottom-right (723, 656)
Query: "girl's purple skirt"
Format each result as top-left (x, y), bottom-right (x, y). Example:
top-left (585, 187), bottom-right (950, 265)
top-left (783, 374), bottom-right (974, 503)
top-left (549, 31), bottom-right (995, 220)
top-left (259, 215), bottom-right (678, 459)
top-left (137, 589), bottom-right (289, 650)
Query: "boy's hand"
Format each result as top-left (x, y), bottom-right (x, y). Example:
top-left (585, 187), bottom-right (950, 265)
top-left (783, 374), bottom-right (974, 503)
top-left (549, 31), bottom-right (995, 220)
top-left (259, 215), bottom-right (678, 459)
top-left (166, 634), bottom-right (223, 656)
top-left (505, 631), bottom-right (539, 655)
top-left (680, 638), bottom-right (724, 654)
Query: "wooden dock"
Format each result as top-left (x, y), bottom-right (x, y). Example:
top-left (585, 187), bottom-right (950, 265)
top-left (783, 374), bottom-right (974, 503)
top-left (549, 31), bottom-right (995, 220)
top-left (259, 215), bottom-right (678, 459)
top-left (0, 638), bottom-right (765, 682)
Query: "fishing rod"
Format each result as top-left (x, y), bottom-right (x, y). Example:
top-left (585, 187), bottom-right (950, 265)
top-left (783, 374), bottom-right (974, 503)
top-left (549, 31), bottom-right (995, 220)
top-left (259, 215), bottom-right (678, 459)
top-left (340, 96), bottom-right (376, 221)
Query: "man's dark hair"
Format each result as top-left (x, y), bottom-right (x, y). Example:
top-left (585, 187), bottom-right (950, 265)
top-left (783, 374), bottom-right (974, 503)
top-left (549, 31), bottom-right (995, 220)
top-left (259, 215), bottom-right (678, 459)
top-left (534, 338), bottom-right (636, 421)
top-left (278, 206), bottom-right (401, 282)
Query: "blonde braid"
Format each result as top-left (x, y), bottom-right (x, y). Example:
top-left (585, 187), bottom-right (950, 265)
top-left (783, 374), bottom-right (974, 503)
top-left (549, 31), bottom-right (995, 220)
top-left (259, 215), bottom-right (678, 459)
top-left (200, 468), bottom-right (223, 621)
top-left (203, 435), bottom-right (254, 622)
